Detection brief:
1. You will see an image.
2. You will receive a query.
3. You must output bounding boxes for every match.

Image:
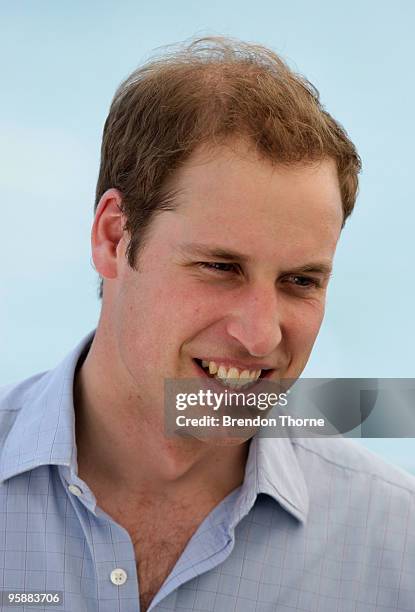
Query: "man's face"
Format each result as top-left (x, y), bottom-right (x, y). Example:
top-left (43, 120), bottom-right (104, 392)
top-left (108, 140), bottom-right (343, 417)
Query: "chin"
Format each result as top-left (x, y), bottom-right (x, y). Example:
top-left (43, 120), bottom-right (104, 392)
top-left (183, 429), bottom-right (257, 446)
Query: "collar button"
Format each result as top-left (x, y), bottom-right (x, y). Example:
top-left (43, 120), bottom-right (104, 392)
top-left (68, 484), bottom-right (83, 497)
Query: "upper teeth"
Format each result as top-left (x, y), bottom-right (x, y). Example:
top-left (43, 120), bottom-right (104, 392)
top-left (200, 360), bottom-right (262, 388)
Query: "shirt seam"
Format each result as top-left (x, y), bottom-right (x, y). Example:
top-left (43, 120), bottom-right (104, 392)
top-left (292, 440), bottom-right (415, 495)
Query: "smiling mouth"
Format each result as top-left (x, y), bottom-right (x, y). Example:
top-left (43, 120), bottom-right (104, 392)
top-left (193, 358), bottom-right (272, 389)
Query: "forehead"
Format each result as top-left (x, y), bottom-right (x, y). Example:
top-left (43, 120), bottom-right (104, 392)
top-left (162, 141), bottom-right (343, 266)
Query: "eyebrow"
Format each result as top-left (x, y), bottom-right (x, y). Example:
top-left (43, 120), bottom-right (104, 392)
top-left (177, 242), bottom-right (251, 264)
top-left (177, 242), bottom-right (333, 276)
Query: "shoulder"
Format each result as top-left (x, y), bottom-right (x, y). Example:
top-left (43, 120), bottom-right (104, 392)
top-left (292, 436), bottom-right (415, 494)
top-left (0, 371), bottom-right (49, 444)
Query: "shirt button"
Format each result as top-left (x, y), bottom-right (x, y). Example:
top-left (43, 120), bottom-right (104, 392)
top-left (68, 484), bottom-right (83, 497)
top-left (110, 568), bottom-right (128, 586)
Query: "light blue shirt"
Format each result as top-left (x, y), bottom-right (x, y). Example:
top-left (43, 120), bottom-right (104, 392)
top-left (1, 332), bottom-right (415, 611)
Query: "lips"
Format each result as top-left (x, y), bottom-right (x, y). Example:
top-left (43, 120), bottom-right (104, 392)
top-left (193, 358), bottom-right (273, 389)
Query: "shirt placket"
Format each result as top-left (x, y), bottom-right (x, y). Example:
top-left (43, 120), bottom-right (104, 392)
top-left (59, 466), bottom-right (140, 612)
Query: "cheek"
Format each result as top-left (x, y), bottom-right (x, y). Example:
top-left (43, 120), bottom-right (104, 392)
top-left (285, 300), bottom-right (325, 347)
top-left (117, 274), bottom-right (214, 363)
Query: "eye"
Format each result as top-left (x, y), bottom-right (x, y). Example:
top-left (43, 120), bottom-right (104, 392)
top-left (197, 262), bottom-right (239, 274)
top-left (284, 274), bottom-right (322, 289)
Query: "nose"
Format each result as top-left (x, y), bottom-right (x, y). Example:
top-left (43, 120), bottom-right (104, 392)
top-left (225, 284), bottom-right (283, 358)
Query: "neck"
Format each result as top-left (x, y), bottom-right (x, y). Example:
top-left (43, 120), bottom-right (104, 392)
top-left (73, 328), bottom-right (250, 506)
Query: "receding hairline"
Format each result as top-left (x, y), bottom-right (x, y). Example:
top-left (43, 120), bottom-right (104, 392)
top-left (95, 36), bottom-right (361, 298)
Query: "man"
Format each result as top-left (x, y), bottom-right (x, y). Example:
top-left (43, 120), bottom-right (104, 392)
top-left (1, 37), bottom-right (414, 612)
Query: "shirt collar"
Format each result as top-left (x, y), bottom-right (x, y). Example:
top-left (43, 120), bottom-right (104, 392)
top-left (238, 434), bottom-right (309, 524)
top-left (0, 331), bottom-right (309, 523)
top-left (0, 331), bottom-right (95, 483)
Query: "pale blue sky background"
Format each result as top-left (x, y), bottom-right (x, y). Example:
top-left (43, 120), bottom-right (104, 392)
top-left (1, 2), bottom-right (414, 472)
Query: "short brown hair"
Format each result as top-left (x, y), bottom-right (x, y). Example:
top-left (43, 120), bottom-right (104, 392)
top-left (95, 36), bottom-right (361, 297)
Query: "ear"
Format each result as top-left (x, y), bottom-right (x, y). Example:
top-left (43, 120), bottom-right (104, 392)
top-left (91, 188), bottom-right (126, 281)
